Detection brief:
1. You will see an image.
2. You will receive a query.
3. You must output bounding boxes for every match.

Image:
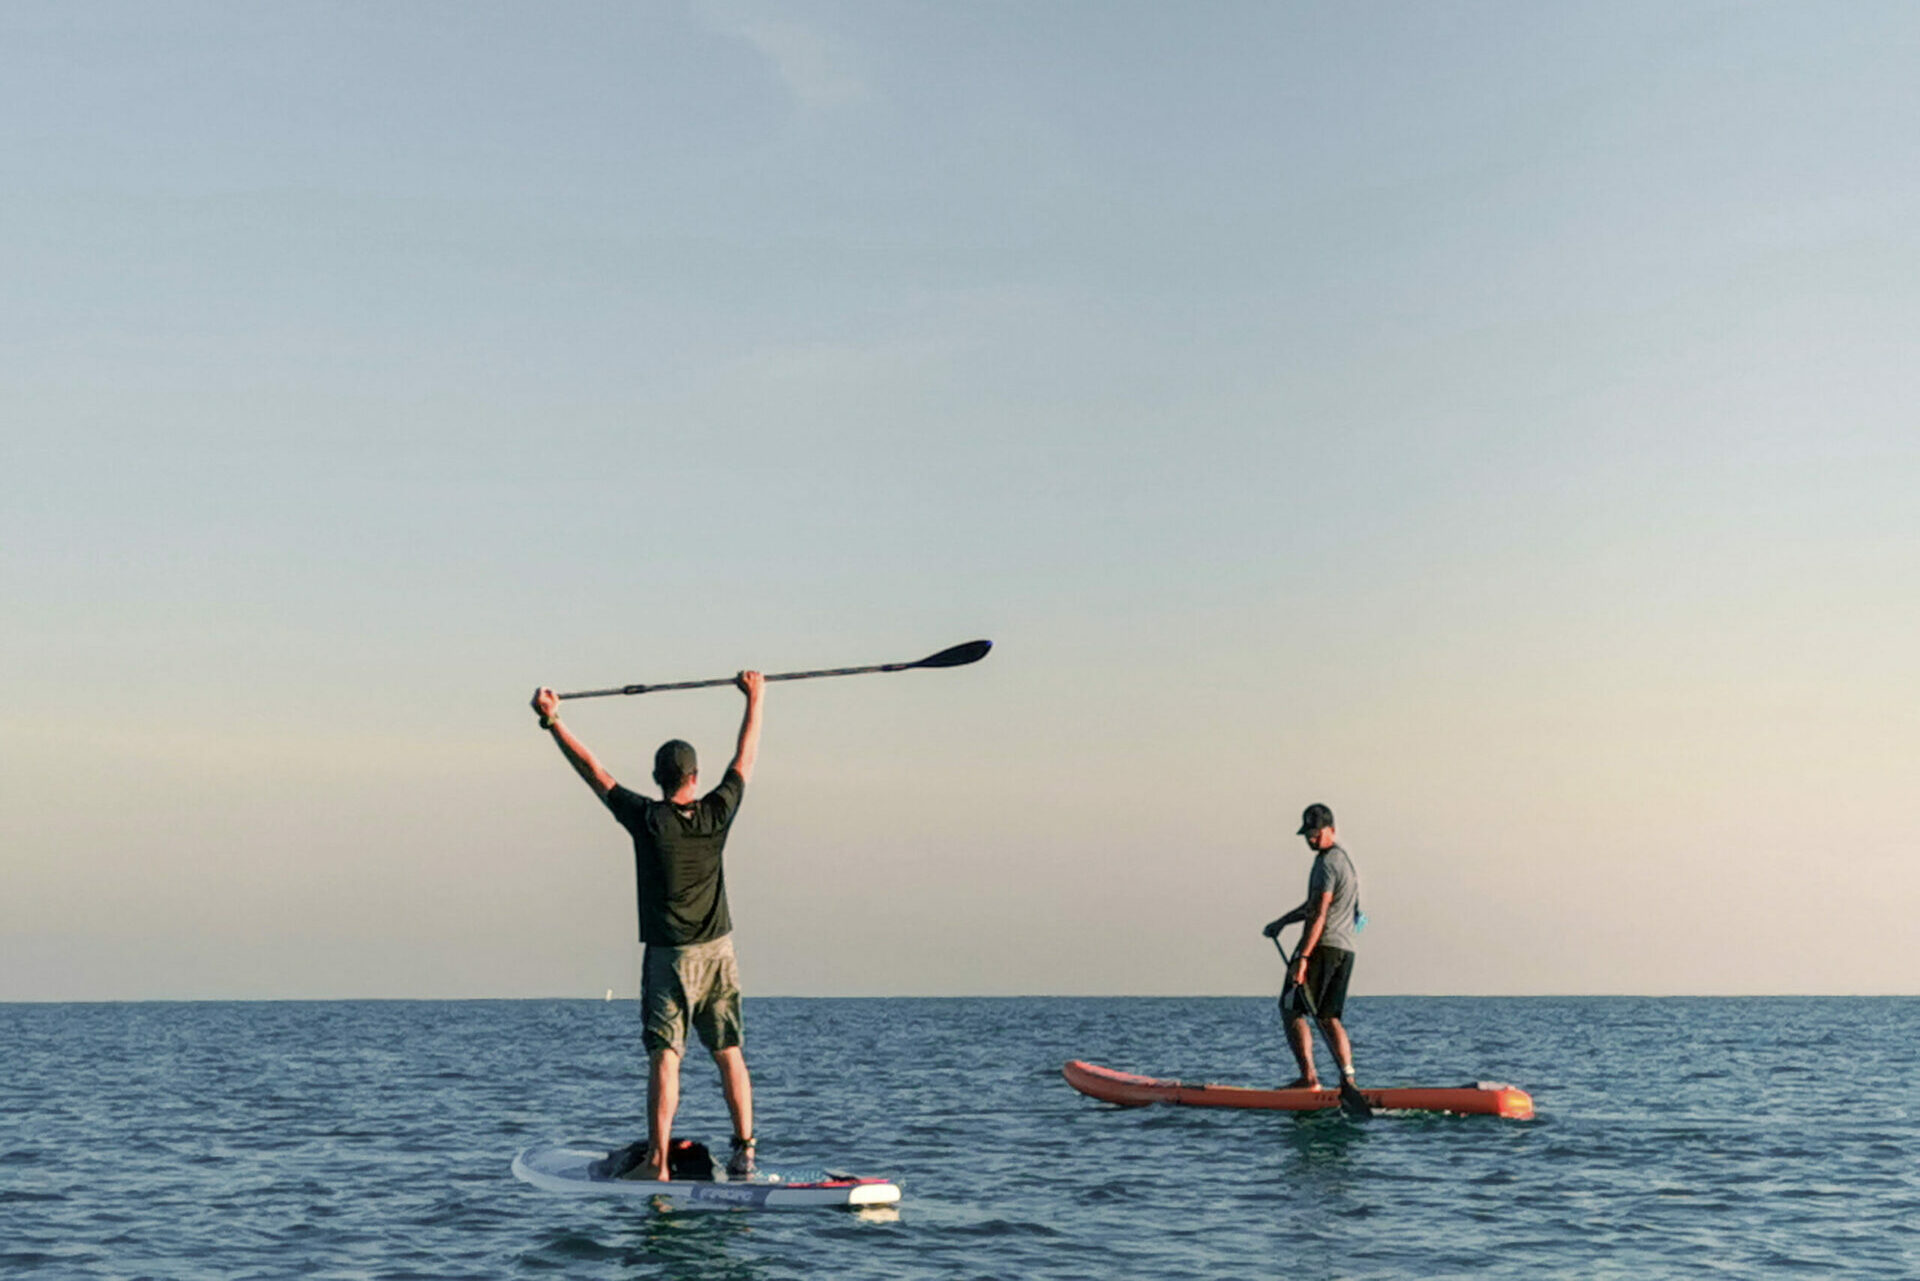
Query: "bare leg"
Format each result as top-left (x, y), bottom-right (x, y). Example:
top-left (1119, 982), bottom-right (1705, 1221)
top-left (1318, 1017), bottom-right (1355, 1079)
top-left (646, 1047), bottom-right (681, 1181)
top-left (1285, 1014), bottom-right (1321, 1088)
top-left (713, 1045), bottom-right (754, 1144)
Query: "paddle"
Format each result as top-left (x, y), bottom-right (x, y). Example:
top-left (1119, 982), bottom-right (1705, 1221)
top-left (555, 639), bottom-right (993, 701)
top-left (1273, 934), bottom-right (1374, 1120)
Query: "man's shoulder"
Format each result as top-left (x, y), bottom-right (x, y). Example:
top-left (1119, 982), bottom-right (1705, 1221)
top-left (1313, 845), bottom-right (1356, 878)
top-left (703, 768), bottom-right (746, 811)
top-left (605, 783), bottom-right (653, 817)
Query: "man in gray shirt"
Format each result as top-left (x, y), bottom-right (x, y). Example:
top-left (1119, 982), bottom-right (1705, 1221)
top-left (1263, 802), bottom-right (1362, 1091)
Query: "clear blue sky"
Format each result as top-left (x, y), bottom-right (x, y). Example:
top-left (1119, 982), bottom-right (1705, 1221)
top-left (5, 2), bottom-right (1916, 999)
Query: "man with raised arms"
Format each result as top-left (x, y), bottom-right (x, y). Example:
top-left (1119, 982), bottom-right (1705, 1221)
top-left (1263, 802), bottom-right (1363, 1093)
top-left (530, 671), bottom-right (765, 1181)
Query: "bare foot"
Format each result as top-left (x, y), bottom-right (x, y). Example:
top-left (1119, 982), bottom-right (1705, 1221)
top-left (644, 1144), bottom-right (671, 1182)
top-left (1282, 1077), bottom-right (1322, 1090)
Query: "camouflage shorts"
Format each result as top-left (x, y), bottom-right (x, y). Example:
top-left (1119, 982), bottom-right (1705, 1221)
top-left (641, 935), bottom-right (744, 1057)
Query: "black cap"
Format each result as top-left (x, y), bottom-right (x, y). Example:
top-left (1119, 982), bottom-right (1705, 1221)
top-left (654, 739), bottom-right (698, 788)
top-left (1297, 802), bottom-right (1334, 835)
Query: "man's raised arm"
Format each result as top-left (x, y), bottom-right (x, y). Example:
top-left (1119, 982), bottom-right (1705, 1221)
top-left (728, 671), bottom-right (765, 784)
top-left (530, 687), bottom-right (616, 799)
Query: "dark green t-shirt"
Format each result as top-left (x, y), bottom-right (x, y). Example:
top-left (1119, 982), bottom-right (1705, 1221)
top-left (604, 769), bottom-right (745, 946)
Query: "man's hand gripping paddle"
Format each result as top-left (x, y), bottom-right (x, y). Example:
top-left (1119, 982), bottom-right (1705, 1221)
top-left (1273, 933), bottom-right (1374, 1120)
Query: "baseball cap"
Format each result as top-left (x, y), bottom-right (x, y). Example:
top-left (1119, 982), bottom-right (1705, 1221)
top-left (654, 739), bottom-right (698, 786)
top-left (1297, 802), bottom-right (1334, 835)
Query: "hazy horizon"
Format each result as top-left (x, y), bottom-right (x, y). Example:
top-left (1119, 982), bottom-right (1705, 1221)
top-left (5, 2), bottom-right (1916, 1001)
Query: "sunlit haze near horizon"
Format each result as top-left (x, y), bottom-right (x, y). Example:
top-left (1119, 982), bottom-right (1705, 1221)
top-left (5, 2), bottom-right (1916, 1000)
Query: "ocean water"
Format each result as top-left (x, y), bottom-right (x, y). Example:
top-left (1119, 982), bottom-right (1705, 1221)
top-left (3, 996), bottom-right (1915, 1279)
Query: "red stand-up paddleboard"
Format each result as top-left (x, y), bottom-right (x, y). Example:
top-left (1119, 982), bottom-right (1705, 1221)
top-left (1063, 1059), bottom-right (1534, 1119)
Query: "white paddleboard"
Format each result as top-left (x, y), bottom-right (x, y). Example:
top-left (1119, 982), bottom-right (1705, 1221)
top-left (511, 1142), bottom-right (902, 1210)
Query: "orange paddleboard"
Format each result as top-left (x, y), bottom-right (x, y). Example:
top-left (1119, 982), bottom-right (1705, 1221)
top-left (1063, 1059), bottom-right (1534, 1119)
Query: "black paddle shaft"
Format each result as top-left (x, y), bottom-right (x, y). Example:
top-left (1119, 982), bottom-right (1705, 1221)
top-left (1273, 933), bottom-right (1318, 1019)
top-left (1272, 932), bottom-right (1373, 1119)
top-left (555, 639), bottom-right (992, 701)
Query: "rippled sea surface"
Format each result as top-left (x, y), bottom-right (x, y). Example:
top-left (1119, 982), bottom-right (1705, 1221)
top-left (4, 996), bottom-right (1916, 1279)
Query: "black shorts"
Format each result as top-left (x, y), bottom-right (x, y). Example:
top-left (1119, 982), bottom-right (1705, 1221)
top-left (1283, 946), bottom-right (1354, 1021)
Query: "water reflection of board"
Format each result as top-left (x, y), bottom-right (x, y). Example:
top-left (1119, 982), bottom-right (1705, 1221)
top-left (511, 1142), bottom-right (902, 1209)
top-left (1064, 1059), bottom-right (1534, 1119)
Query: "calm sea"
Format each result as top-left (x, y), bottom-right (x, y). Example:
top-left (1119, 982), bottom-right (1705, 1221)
top-left (3, 996), bottom-right (1915, 1279)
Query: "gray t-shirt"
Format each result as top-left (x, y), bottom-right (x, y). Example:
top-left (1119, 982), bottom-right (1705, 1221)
top-left (1307, 844), bottom-right (1361, 953)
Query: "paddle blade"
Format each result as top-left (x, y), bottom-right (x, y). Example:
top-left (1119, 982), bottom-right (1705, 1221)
top-left (913, 639), bottom-right (993, 669)
top-left (1338, 1078), bottom-right (1375, 1121)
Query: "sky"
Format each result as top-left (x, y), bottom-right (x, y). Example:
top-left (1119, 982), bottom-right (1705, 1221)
top-left (3, 2), bottom-right (1916, 1001)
